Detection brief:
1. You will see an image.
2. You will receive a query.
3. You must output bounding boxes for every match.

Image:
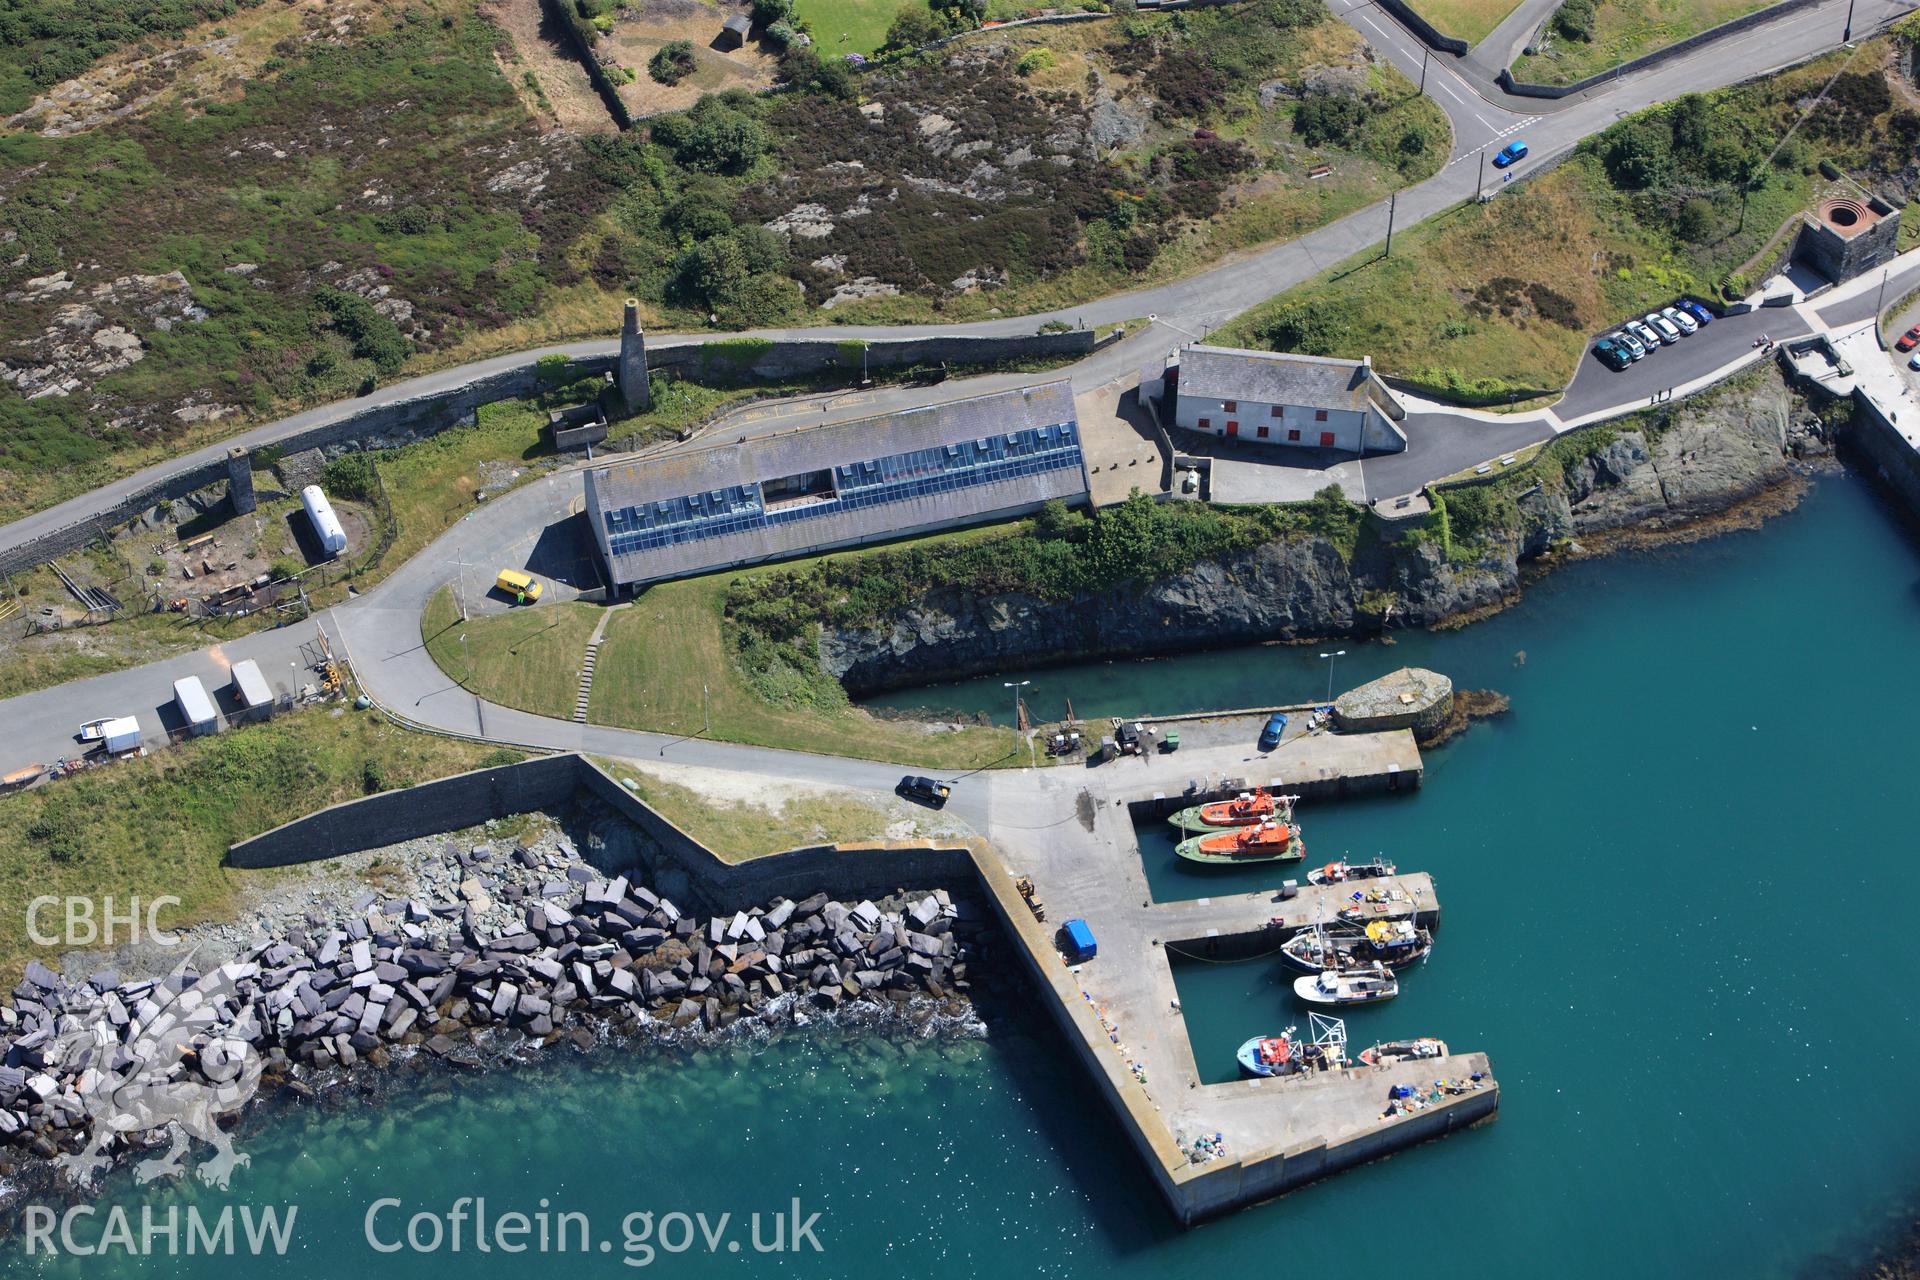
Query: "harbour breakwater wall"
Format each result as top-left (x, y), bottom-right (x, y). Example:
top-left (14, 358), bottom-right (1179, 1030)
top-left (820, 367), bottom-right (1806, 693)
top-left (0, 329), bottom-right (1106, 576)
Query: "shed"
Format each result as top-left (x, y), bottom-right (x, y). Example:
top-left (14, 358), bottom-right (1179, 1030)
top-left (1061, 918), bottom-right (1097, 963)
top-left (719, 13), bottom-right (750, 47)
top-left (230, 659), bottom-right (274, 716)
top-left (172, 676), bottom-right (219, 736)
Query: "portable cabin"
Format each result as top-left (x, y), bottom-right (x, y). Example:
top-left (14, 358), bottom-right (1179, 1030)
top-left (230, 659), bottom-right (274, 720)
top-left (172, 675), bottom-right (219, 736)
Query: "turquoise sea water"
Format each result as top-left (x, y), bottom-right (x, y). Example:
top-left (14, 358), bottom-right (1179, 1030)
top-left (9, 472), bottom-right (1920, 1278)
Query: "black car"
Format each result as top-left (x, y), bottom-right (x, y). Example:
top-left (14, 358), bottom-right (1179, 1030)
top-left (1592, 337), bottom-right (1631, 372)
top-left (897, 775), bottom-right (952, 807)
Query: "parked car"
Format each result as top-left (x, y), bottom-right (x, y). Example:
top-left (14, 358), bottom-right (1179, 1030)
top-left (897, 775), bottom-right (952, 807)
top-left (1660, 306), bottom-right (1698, 335)
top-left (1492, 140), bottom-right (1528, 168)
top-left (1613, 329), bottom-right (1647, 360)
top-left (1593, 337), bottom-right (1631, 371)
top-left (1258, 713), bottom-right (1289, 751)
top-left (1909, 352), bottom-right (1920, 372)
top-left (1644, 313), bottom-right (1683, 344)
top-left (1678, 299), bottom-right (1714, 326)
top-left (1627, 320), bottom-right (1663, 350)
top-left (1896, 325), bottom-right (1920, 352)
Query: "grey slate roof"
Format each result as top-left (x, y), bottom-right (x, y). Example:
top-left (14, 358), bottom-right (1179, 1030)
top-left (588, 380), bottom-right (1085, 585)
top-left (1176, 346), bottom-right (1379, 412)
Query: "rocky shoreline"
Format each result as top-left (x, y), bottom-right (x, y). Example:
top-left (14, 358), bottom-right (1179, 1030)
top-left (819, 366), bottom-right (1825, 695)
top-left (0, 816), bottom-right (989, 1193)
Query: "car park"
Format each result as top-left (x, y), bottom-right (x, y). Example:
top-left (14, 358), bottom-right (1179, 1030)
top-left (1660, 306), bottom-right (1698, 335)
top-left (1613, 329), bottom-right (1647, 360)
top-left (1492, 140), bottom-right (1528, 168)
top-left (1896, 325), bottom-right (1920, 352)
top-left (1593, 337), bottom-right (1631, 371)
top-left (1627, 320), bottom-right (1662, 350)
top-left (1678, 299), bottom-right (1714, 326)
top-left (1644, 313), bottom-right (1682, 344)
top-left (897, 775), bottom-right (952, 807)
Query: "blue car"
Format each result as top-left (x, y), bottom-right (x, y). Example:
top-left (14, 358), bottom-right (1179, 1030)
top-left (1258, 713), bottom-right (1289, 751)
top-left (1492, 140), bottom-right (1528, 168)
top-left (1678, 298), bottom-right (1714, 326)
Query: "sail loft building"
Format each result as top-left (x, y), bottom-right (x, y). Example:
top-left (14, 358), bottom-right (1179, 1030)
top-left (1166, 346), bottom-right (1408, 455)
top-left (584, 380), bottom-right (1090, 591)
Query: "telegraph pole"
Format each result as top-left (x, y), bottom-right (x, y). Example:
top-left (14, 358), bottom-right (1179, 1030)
top-left (1384, 191), bottom-right (1398, 257)
top-left (1476, 149), bottom-right (1488, 201)
top-left (1419, 46), bottom-right (1430, 97)
top-left (1843, 0), bottom-right (1857, 42)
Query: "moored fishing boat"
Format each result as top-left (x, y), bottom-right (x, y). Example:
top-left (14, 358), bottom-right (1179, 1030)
top-left (1168, 790), bottom-right (1297, 833)
top-left (1279, 920), bottom-right (1433, 972)
top-left (1293, 963), bottom-right (1399, 1007)
top-left (1359, 1037), bottom-right (1449, 1067)
top-left (1175, 817), bottom-right (1302, 865)
top-left (1307, 858), bottom-right (1396, 885)
top-left (1236, 1031), bottom-right (1297, 1077)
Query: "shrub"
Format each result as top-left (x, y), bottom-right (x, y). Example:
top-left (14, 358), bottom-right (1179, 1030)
top-left (1675, 197), bottom-right (1717, 243)
top-left (766, 19), bottom-right (798, 49)
top-left (1015, 47), bottom-right (1055, 76)
top-left (648, 39), bottom-right (697, 85)
top-left (750, 0), bottom-right (791, 23)
top-left (322, 451), bottom-right (380, 501)
top-left (269, 556), bottom-right (303, 581)
top-left (1294, 91), bottom-right (1367, 147)
top-left (1551, 0), bottom-right (1595, 41)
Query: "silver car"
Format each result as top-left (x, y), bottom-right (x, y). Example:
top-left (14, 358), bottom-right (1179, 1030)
top-left (1613, 329), bottom-right (1647, 360)
top-left (1643, 313), bottom-right (1683, 344)
top-left (1627, 319), bottom-right (1663, 350)
top-left (1659, 305), bottom-right (1698, 335)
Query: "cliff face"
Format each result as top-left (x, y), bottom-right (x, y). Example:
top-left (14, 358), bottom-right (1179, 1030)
top-left (818, 368), bottom-right (1803, 696)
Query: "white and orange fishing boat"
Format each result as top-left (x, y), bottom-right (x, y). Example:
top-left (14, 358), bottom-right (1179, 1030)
top-left (1168, 789), bottom-right (1296, 833)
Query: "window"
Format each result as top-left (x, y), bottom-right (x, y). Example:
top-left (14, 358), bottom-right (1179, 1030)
top-left (1270, 405), bottom-right (1283, 417)
top-left (1314, 409), bottom-right (1329, 422)
top-left (1257, 425), bottom-right (1269, 439)
top-left (1287, 429), bottom-right (1300, 442)
top-left (1198, 417), bottom-right (1211, 430)
top-left (1223, 400), bottom-right (1238, 412)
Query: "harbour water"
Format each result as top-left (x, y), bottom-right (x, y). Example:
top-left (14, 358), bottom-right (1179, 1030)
top-left (10, 472), bottom-right (1920, 1277)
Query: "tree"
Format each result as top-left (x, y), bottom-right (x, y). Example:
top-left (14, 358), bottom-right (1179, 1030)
top-left (1551, 0), bottom-right (1595, 41)
top-left (1602, 125), bottom-right (1674, 190)
top-left (1675, 197), bottom-right (1717, 243)
top-left (750, 0), bottom-right (791, 23)
top-left (885, 2), bottom-right (945, 50)
top-left (676, 106), bottom-right (770, 174)
top-left (648, 39), bottom-right (696, 85)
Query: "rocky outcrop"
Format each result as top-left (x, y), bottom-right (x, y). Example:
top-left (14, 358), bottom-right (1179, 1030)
top-left (819, 367), bottom-right (1804, 695)
top-left (820, 533), bottom-right (1515, 694)
top-left (1334, 668), bottom-right (1453, 740)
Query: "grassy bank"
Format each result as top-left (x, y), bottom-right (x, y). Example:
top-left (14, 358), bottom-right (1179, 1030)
top-left (1513, 0), bottom-right (1774, 86)
top-left (1214, 46), bottom-right (1916, 398)
top-left (423, 588), bottom-right (600, 718)
top-left (595, 762), bottom-right (898, 862)
top-left (0, 705), bottom-right (518, 984)
top-left (1408, 0), bottom-right (1528, 44)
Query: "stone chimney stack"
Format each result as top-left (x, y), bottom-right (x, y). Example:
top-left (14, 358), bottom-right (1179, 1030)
top-left (226, 446), bottom-right (256, 515)
top-left (618, 298), bottom-right (651, 412)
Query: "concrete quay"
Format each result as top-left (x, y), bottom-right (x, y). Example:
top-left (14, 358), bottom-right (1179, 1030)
top-left (979, 724), bottom-right (1495, 1224)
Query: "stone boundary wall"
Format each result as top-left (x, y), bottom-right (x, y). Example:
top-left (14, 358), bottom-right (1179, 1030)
top-left (0, 330), bottom-right (1102, 576)
top-left (538, 0), bottom-right (635, 129)
top-left (1494, 0), bottom-right (1822, 98)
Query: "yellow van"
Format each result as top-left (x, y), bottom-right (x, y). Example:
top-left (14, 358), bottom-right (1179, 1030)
top-left (495, 568), bottom-right (542, 603)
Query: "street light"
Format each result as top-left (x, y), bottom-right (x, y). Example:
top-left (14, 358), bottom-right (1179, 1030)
top-left (1318, 650), bottom-right (1346, 703)
top-left (1004, 680), bottom-right (1031, 732)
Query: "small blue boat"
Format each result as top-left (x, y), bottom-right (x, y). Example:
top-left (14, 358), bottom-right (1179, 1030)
top-left (1236, 1032), bottom-right (1296, 1078)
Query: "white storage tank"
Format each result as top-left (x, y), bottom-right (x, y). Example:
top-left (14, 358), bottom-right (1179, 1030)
top-left (172, 675), bottom-right (218, 736)
top-left (300, 484), bottom-right (348, 558)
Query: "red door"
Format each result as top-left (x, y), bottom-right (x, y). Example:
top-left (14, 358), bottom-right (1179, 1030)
top-left (1320, 431), bottom-right (1335, 447)
top-left (1226, 421), bottom-right (1240, 437)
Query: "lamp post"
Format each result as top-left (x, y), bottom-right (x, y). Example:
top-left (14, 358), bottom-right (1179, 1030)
top-left (1004, 680), bottom-right (1031, 733)
top-left (1844, 0), bottom-right (1857, 42)
top-left (1318, 650), bottom-right (1346, 703)
top-left (1418, 46), bottom-right (1430, 97)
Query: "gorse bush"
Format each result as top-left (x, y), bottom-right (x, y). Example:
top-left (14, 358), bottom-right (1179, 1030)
top-left (648, 39), bottom-right (696, 85)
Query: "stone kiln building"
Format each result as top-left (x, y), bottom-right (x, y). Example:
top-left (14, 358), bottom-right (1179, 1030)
top-left (584, 380), bottom-right (1089, 590)
top-left (1168, 345), bottom-right (1407, 455)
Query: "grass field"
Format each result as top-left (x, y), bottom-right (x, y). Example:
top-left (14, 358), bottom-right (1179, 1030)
top-left (422, 588), bottom-right (601, 718)
top-left (0, 706), bottom-right (517, 985)
top-left (790, 0), bottom-right (898, 58)
top-left (1511, 0), bottom-right (1772, 84)
top-left (1212, 151), bottom-right (1811, 400)
top-left (1407, 0), bottom-right (1528, 45)
top-left (600, 765), bottom-right (897, 861)
top-left (589, 572), bottom-right (1016, 769)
